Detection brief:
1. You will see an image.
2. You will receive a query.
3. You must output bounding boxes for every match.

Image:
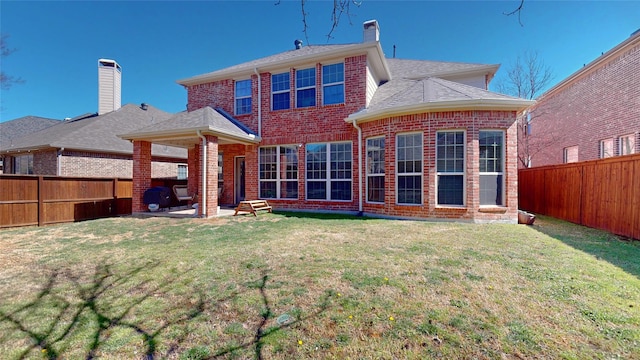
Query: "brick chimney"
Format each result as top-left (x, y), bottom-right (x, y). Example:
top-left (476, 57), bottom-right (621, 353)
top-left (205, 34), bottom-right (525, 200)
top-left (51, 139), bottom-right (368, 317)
top-left (363, 20), bottom-right (380, 43)
top-left (98, 59), bottom-right (122, 115)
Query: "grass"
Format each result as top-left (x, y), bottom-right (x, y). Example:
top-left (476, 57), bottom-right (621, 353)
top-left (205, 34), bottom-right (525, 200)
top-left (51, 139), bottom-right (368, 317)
top-left (0, 212), bottom-right (639, 359)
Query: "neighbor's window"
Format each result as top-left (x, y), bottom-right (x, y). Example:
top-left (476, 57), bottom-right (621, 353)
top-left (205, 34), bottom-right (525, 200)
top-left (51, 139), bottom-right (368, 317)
top-left (436, 131), bottom-right (465, 206)
top-left (306, 142), bottom-right (351, 200)
top-left (479, 131), bottom-right (504, 206)
top-left (177, 164), bottom-right (187, 180)
top-left (600, 138), bottom-right (614, 158)
top-left (563, 146), bottom-right (578, 163)
top-left (296, 67), bottom-right (316, 108)
top-left (619, 134), bottom-right (636, 155)
top-left (397, 133), bottom-right (422, 205)
top-left (366, 137), bottom-right (385, 203)
top-left (271, 72), bottom-right (290, 111)
top-left (322, 63), bottom-right (344, 105)
top-left (235, 79), bottom-right (252, 115)
top-left (259, 146), bottom-right (298, 199)
top-left (14, 154), bottom-right (33, 174)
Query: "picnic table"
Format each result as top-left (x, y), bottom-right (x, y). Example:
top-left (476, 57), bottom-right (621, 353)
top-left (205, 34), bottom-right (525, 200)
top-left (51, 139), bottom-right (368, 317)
top-left (233, 200), bottom-right (272, 216)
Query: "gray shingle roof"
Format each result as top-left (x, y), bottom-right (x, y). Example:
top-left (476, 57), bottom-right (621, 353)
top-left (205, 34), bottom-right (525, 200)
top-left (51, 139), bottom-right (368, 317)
top-left (1, 104), bottom-right (186, 158)
top-left (120, 106), bottom-right (259, 144)
top-left (354, 77), bottom-right (531, 118)
top-left (386, 58), bottom-right (498, 79)
top-left (0, 116), bottom-right (60, 148)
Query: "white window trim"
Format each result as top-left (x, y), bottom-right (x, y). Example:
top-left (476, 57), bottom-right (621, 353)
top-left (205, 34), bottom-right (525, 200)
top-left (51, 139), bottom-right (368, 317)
top-left (435, 130), bottom-right (466, 208)
top-left (619, 133), bottom-right (636, 155)
top-left (295, 67), bottom-right (316, 109)
top-left (479, 130), bottom-right (505, 207)
top-left (396, 132), bottom-right (424, 206)
top-left (600, 138), bottom-right (614, 158)
top-left (305, 141), bottom-right (353, 202)
top-left (322, 62), bottom-right (345, 106)
top-left (366, 136), bottom-right (385, 204)
top-left (259, 145), bottom-right (298, 199)
top-left (234, 79), bottom-right (252, 115)
top-left (271, 72), bottom-right (290, 111)
top-left (563, 145), bottom-right (578, 163)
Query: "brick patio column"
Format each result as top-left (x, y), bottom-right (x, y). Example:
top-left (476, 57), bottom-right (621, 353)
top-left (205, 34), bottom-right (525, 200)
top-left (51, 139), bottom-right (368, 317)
top-left (188, 145), bottom-right (200, 207)
top-left (132, 140), bottom-right (152, 212)
top-left (203, 135), bottom-right (219, 217)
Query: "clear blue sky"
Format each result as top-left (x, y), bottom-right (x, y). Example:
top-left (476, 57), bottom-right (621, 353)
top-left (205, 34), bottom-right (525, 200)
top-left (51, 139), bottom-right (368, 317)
top-left (1, 1), bottom-right (638, 122)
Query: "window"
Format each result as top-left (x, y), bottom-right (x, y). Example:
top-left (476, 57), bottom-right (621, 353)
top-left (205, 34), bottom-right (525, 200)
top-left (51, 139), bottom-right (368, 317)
top-left (271, 72), bottom-right (290, 110)
top-left (366, 137), bottom-right (385, 203)
top-left (259, 146), bottom-right (298, 199)
top-left (14, 154), bottom-right (33, 174)
top-left (563, 146), bottom-right (578, 163)
top-left (600, 138), bottom-right (614, 158)
top-left (436, 131), bottom-right (465, 206)
top-left (235, 79), bottom-right (252, 115)
top-left (397, 133), bottom-right (422, 205)
top-left (322, 63), bottom-right (344, 105)
top-left (296, 67), bottom-right (316, 108)
top-left (479, 131), bottom-right (504, 206)
top-left (306, 142), bottom-right (351, 200)
top-left (177, 164), bottom-right (187, 180)
top-left (619, 134), bottom-right (636, 155)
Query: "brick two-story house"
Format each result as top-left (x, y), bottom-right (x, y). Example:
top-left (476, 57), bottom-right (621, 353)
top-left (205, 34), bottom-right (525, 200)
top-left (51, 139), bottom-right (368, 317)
top-left (525, 29), bottom-right (639, 166)
top-left (122, 20), bottom-right (533, 222)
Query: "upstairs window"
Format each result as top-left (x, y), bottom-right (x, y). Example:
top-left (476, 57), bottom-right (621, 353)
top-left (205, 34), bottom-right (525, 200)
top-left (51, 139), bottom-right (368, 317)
top-left (563, 146), bottom-right (578, 163)
top-left (235, 79), bottom-right (252, 115)
top-left (322, 63), bottom-right (344, 105)
top-left (271, 72), bottom-right (290, 111)
top-left (436, 131), bottom-right (465, 206)
top-left (619, 134), bottom-right (636, 155)
top-left (479, 131), bottom-right (504, 206)
top-left (600, 138), bottom-right (614, 158)
top-left (296, 67), bottom-right (316, 108)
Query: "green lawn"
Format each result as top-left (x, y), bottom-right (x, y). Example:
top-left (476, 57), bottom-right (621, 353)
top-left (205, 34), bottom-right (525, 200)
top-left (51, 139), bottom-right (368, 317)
top-left (0, 213), bottom-right (638, 359)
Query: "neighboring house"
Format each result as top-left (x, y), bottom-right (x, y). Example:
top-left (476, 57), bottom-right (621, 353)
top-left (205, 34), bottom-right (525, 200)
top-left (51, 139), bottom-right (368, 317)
top-left (0, 116), bottom-right (61, 173)
top-left (525, 29), bottom-right (640, 167)
top-left (0, 59), bottom-right (187, 178)
top-left (121, 20), bottom-right (533, 222)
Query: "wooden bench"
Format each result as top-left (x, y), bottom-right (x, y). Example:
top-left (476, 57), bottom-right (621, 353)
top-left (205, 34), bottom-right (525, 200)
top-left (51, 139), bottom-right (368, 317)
top-left (234, 200), bottom-right (272, 216)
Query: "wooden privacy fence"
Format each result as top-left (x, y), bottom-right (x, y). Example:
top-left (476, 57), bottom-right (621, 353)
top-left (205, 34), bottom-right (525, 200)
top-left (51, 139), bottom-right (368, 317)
top-left (0, 175), bottom-right (133, 228)
top-left (518, 153), bottom-right (640, 240)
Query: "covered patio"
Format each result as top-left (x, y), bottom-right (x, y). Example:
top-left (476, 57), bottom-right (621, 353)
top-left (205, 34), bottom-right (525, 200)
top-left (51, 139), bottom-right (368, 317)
top-left (119, 106), bottom-right (261, 218)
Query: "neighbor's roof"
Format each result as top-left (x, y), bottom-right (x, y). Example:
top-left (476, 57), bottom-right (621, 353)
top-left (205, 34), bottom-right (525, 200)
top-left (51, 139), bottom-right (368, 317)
top-left (119, 106), bottom-right (261, 147)
top-left (177, 42), bottom-right (390, 86)
top-left (1, 104), bottom-right (186, 158)
top-left (387, 58), bottom-right (499, 80)
top-left (347, 77), bottom-right (534, 123)
top-left (0, 116), bottom-right (61, 149)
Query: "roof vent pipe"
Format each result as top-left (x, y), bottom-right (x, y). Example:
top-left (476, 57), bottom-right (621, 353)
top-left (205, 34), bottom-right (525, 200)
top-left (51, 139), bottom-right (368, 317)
top-left (141, 103), bottom-right (148, 110)
top-left (294, 39), bottom-right (303, 50)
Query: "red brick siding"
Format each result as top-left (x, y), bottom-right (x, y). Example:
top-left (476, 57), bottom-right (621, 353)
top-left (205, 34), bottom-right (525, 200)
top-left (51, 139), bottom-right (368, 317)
top-left (33, 150), bottom-right (58, 175)
top-left (132, 141), bottom-right (152, 212)
top-left (530, 40), bottom-right (640, 166)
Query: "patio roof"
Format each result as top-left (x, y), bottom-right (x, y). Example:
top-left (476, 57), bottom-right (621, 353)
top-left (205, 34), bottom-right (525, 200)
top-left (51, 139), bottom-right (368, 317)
top-left (118, 106), bottom-right (261, 148)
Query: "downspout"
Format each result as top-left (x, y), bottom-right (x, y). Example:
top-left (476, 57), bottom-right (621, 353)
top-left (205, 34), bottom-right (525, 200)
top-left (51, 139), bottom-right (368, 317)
top-left (57, 147), bottom-right (64, 176)
top-left (197, 130), bottom-right (207, 218)
top-left (351, 119), bottom-right (363, 214)
top-left (254, 67), bottom-right (262, 137)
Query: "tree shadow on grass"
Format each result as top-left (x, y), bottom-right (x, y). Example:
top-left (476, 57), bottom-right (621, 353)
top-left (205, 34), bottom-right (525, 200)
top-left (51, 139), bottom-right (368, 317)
top-left (530, 215), bottom-right (640, 279)
top-left (0, 263), bottom-right (334, 359)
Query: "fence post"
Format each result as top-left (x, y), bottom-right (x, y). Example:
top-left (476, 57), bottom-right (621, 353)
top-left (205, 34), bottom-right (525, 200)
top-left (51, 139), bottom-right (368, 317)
top-left (38, 176), bottom-right (44, 227)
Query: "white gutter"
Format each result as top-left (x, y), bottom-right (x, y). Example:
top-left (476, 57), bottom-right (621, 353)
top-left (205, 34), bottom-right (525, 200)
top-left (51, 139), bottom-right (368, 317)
top-left (254, 67), bottom-right (262, 136)
top-left (196, 130), bottom-right (207, 218)
top-left (350, 120), bottom-right (363, 214)
top-left (57, 147), bottom-right (64, 176)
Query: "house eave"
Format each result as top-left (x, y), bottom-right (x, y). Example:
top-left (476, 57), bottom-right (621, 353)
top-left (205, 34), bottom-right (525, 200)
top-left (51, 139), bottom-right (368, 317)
top-left (177, 42), bottom-right (391, 86)
top-left (118, 127), bottom-right (261, 146)
top-left (346, 99), bottom-right (535, 124)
